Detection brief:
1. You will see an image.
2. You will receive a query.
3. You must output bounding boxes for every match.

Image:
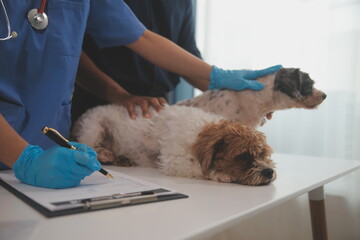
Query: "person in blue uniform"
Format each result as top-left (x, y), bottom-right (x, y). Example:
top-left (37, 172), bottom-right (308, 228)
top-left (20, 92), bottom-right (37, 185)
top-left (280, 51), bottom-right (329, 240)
top-left (0, 0), bottom-right (281, 189)
top-left (71, 0), bottom-right (203, 121)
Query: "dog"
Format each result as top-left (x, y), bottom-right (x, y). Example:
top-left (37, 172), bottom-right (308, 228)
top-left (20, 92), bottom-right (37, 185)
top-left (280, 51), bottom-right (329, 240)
top-left (72, 105), bottom-right (276, 186)
top-left (177, 68), bottom-right (327, 128)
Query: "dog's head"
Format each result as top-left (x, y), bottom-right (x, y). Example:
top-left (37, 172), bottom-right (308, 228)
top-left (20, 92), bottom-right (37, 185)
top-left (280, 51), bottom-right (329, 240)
top-left (274, 68), bottom-right (326, 109)
top-left (192, 120), bottom-right (276, 186)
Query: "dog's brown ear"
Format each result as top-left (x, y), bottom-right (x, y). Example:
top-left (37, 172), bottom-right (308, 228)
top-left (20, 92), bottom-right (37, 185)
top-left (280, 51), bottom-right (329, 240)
top-left (191, 120), bottom-right (227, 175)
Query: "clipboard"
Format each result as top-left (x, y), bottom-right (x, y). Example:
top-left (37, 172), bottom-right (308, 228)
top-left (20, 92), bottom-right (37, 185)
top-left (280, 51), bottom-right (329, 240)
top-left (0, 170), bottom-right (188, 218)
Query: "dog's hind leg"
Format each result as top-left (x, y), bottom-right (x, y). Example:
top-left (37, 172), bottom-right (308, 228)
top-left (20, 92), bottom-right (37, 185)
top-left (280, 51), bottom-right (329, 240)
top-left (114, 155), bottom-right (137, 167)
top-left (91, 125), bottom-right (137, 166)
top-left (94, 147), bottom-right (136, 167)
top-left (73, 117), bottom-right (120, 166)
top-left (94, 146), bottom-right (115, 165)
top-left (92, 125), bottom-right (120, 166)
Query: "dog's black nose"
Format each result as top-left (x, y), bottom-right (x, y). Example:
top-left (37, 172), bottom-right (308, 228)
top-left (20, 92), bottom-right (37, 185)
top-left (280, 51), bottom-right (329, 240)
top-left (322, 93), bottom-right (327, 100)
top-left (261, 168), bottom-right (274, 179)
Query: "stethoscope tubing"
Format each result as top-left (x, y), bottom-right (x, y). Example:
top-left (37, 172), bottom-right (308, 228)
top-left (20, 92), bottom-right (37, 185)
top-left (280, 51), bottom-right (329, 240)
top-left (38, 0), bottom-right (47, 14)
top-left (0, 0), bottom-right (12, 41)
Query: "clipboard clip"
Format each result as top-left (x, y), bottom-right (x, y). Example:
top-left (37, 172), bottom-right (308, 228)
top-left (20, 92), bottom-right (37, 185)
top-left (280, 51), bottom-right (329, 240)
top-left (85, 194), bottom-right (158, 210)
top-left (51, 190), bottom-right (167, 209)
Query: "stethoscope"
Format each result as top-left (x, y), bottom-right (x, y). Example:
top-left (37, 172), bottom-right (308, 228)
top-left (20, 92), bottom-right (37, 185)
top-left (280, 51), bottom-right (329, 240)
top-left (0, 0), bottom-right (48, 41)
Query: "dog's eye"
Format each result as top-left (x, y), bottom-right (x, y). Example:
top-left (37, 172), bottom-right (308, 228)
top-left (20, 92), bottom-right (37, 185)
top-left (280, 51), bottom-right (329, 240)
top-left (301, 80), bottom-right (314, 96)
top-left (235, 153), bottom-right (254, 168)
top-left (235, 153), bottom-right (253, 162)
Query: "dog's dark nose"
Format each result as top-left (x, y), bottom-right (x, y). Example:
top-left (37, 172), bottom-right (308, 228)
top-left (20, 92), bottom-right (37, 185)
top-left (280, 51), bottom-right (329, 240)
top-left (322, 93), bottom-right (327, 100)
top-left (261, 168), bottom-right (274, 179)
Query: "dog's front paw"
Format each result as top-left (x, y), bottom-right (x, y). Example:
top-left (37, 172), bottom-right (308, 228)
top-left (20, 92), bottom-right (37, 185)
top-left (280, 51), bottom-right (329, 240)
top-left (209, 172), bottom-right (235, 183)
top-left (260, 118), bottom-right (267, 126)
top-left (260, 112), bottom-right (274, 126)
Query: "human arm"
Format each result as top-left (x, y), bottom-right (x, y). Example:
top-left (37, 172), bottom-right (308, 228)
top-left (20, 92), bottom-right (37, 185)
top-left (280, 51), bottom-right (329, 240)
top-left (85, 1), bottom-right (279, 93)
top-left (76, 52), bottom-right (166, 119)
top-left (126, 30), bottom-right (281, 91)
top-left (0, 114), bottom-right (101, 188)
top-left (0, 114), bottom-right (28, 168)
top-left (126, 30), bottom-right (212, 91)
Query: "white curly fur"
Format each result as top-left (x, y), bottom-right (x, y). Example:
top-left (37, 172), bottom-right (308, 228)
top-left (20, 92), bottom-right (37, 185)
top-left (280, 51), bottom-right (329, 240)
top-left (73, 104), bottom-right (223, 178)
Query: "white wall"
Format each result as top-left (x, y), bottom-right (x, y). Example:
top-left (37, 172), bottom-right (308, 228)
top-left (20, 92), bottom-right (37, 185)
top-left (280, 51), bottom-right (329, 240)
top-left (196, 0), bottom-right (360, 239)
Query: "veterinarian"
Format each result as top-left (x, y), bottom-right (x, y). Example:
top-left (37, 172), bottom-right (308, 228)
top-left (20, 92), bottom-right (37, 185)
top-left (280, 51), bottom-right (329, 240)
top-left (71, 0), bottom-right (282, 120)
top-left (0, 0), bottom-right (280, 189)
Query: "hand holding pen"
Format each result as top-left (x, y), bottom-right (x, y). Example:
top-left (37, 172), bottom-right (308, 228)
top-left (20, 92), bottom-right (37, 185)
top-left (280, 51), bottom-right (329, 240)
top-left (13, 141), bottom-right (104, 189)
top-left (42, 127), bottom-right (113, 179)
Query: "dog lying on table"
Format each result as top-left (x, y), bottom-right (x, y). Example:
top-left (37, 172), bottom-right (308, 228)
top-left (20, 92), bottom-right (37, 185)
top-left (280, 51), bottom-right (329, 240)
top-left (178, 68), bottom-right (327, 128)
top-left (72, 105), bottom-right (276, 186)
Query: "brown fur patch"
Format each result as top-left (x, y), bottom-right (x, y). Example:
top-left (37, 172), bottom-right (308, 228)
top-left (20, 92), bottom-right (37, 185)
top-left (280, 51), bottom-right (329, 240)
top-left (191, 120), bottom-right (275, 185)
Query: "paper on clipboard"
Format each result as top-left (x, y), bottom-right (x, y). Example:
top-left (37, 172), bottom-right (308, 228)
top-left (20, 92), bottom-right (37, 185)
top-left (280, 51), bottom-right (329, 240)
top-left (0, 169), bottom-right (188, 216)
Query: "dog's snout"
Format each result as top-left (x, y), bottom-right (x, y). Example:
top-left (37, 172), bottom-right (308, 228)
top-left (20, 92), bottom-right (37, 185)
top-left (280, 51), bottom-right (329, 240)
top-left (322, 93), bottom-right (327, 100)
top-left (261, 168), bottom-right (274, 179)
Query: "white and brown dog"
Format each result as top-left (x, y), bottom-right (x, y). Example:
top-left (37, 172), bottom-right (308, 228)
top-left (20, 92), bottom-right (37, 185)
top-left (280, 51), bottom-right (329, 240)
top-left (72, 68), bottom-right (325, 185)
top-left (72, 105), bottom-right (275, 186)
top-left (178, 68), bottom-right (327, 128)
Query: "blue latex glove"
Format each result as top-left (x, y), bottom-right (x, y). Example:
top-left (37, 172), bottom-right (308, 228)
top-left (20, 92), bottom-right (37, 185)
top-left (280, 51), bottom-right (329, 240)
top-left (13, 142), bottom-right (101, 189)
top-left (209, 65), bottom-right (283, 91)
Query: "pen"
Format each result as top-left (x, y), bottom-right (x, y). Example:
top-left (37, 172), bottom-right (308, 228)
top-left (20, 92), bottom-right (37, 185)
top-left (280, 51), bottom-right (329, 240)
top-left (41, 126), bottom-right (113, 179)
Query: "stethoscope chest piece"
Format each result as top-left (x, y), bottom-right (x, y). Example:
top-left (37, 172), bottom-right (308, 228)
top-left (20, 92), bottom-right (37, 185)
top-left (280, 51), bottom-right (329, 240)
top-left (27, 8), bottom-right (48, 30)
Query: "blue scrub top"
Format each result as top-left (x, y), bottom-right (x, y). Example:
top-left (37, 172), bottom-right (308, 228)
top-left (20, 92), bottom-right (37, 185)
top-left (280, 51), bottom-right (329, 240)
top-left (0, 0), bottom-right (146, 152)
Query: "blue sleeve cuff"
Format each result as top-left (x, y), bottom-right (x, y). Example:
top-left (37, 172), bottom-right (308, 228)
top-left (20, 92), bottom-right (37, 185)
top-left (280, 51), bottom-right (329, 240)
top-left (87, 0), bottom-right (147, 49)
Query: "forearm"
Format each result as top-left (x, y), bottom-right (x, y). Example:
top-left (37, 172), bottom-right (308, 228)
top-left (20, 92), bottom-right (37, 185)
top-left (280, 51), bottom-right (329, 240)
top-left (183, 76), bottom-right (209, 92)
top-left (127, 30), bottom-right (212, 87)
top-left (0, 114), bottom-right (29, 167)
top-left (76, 51), bottom-right (131, 103)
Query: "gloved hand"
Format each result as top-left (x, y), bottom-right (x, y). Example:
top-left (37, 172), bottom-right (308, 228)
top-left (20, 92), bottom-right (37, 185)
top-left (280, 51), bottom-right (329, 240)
top-left (209, 65), bottom-right (283, 91)
top-left (13, 142), bottom-right (101, 189)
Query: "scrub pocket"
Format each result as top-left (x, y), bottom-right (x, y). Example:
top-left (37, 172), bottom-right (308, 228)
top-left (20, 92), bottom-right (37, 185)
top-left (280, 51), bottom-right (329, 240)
top-left (55, 102), bottom-right (72, 141)
top-left (48, 0), bottom-right (90, 57)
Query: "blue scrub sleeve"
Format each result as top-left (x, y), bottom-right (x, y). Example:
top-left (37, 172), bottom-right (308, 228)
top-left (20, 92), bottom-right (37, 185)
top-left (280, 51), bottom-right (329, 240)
top-left (86, 0), bottom-right (146, 49)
